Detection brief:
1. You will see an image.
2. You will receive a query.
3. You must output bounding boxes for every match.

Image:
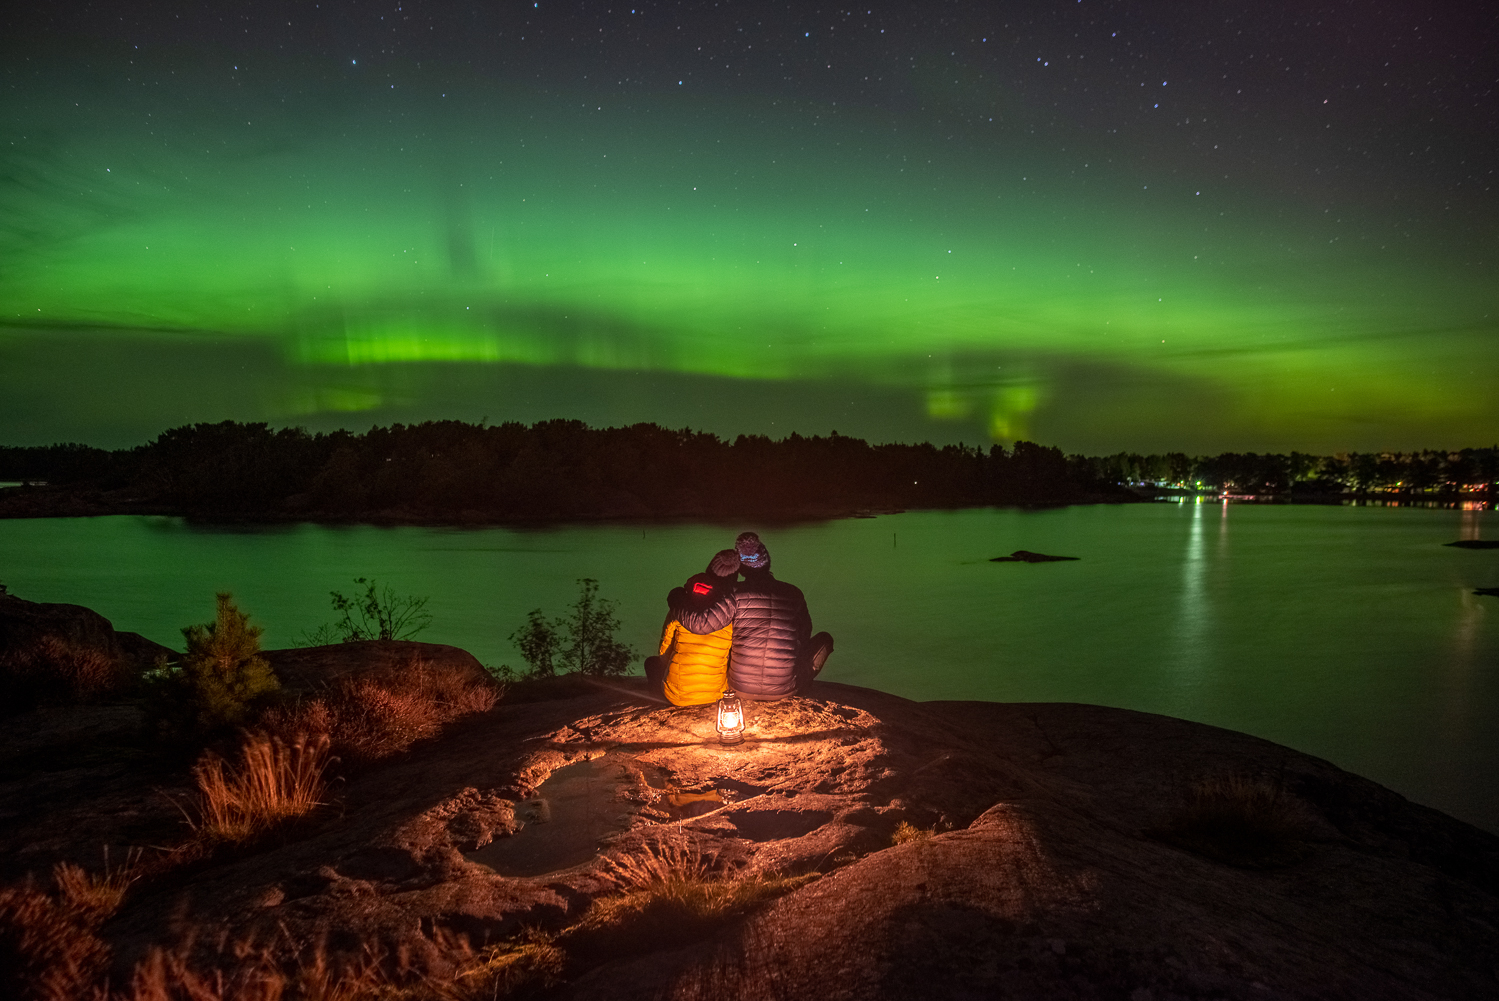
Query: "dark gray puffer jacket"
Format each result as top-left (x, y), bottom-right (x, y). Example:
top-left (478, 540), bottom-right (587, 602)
top-left (670, 568), bottom-right (811, 699)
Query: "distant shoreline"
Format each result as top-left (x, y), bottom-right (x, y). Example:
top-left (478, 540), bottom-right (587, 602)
top-left (0, 487), bottom-right (1122, 527)
top-left (0, 485), bottom-right (1488, 527)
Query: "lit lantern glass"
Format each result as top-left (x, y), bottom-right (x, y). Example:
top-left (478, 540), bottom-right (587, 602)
top-left (716, 690), bottom-right (745, 745)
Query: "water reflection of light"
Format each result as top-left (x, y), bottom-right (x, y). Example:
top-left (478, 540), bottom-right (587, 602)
top-left (1176, 496), bottom-right (1209, 675)
top-left (1458, 506), bottom-right (1483, 541)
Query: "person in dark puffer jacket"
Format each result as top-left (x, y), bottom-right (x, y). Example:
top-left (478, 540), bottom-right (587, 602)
top-left (670, 532), bottom-right (833, 700)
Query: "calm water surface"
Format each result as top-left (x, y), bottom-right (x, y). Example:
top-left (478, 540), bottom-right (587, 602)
top-left (2, 503), bottom-right (1495, 831)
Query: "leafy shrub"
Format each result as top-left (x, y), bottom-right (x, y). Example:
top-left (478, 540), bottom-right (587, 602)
top-left (146, 593), bottom-right (279, 740)
top-left (258, 657), bottom-right (497, 765)
top-left (301, 577), bottom-right (432, 645)
top-left (189, 734), bottom-right (330, 843)
top-left (507, 609), bottom-right (560, 678)
top-left (507, 578), bottom-right (636, 678)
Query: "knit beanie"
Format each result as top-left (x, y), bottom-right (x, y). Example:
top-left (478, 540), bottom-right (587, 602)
top-left (707, 549), bottom-right (742, 581)
top-left (735, 531), bottom-right (770, 571)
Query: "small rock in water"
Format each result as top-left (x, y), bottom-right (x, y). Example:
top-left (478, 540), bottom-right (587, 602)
top-left (990, 550), bottom-right (1080, 563)
top-left (1474, 587), bottom-right (1499, 598)
top-left (1445, 540), bottom-right (1499, 549)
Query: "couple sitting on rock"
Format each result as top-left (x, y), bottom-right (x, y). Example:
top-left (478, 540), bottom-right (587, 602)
top-left (645, 532), bottom-right (834, 706)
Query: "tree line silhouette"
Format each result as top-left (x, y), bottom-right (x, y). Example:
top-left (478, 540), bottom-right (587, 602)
top-left (1, 420), bottom-right (1493, 521)
top-left (0, 420), bottom-right (1089, 520)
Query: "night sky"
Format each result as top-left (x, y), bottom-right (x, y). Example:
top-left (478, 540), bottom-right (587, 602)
top-left (2, 1), bottom-right (1495, 452)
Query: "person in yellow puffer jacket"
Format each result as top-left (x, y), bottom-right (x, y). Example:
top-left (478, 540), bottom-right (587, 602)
top-left (644, 549), bottom-right (741, 706)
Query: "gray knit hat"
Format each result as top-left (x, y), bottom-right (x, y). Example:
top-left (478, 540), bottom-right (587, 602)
top-left (707, 549), bottom-right (741, 580)
top-left (735, 531), bottom-right (770, 570)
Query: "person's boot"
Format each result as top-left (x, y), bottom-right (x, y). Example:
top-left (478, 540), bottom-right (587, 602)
top-left (809, 633), bottom-right (834, 675)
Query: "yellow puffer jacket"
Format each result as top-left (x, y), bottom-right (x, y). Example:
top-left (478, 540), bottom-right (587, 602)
top-left (659, 617), bottom-right (732, 707)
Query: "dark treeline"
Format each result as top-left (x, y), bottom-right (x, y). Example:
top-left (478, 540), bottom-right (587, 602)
top-left (2, 421), bottom-right (1493, 522)
top-left (0, 420), bottom-right (1095, 521)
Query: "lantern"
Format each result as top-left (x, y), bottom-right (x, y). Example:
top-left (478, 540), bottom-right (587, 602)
top-left (715, 690), bottom-right (745, 745)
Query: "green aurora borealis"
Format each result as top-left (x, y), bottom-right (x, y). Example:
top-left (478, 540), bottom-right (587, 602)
top-left (3, 2), bottom-right (1495, 452)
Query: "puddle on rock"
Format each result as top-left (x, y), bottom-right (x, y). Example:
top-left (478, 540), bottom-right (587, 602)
top-left (465, 755), bottom-right (748, 877)
top-left (664, 789), bottom-right (725, 815)
top-left (466, 756), bottom-right (649, 877)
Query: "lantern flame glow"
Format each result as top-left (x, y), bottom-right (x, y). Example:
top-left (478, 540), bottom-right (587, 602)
top-left (716, 690), bottom-right (745, 745)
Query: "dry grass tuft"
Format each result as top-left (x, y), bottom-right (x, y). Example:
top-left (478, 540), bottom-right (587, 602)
top-left (0, 849), bottom-right (141, 1000)
top-left (601, 836), bottom-right (714, 890)
top-left (260, 659), bottom-right (497, 766)
top-left (890, 820), bottom-right (933, 846)
top-left (0, 881), bottom-right (112, 1001)
top-left (430, 930), bottom-right (565, 1001)
top-left (52, 850), bottom-right (139, 922)
top-left (1156, 773), bottom-right (1312, 868)
top-left (111, 925), bottom-right (562, 1001)
top-left (0, 635), bottom-right (127, 711)
top-left (117, 938), bottom-right (397, 1001)
top-left (570, 837), bottom-right (815, 966)
top-left (190, 734), bottom-right (331, 843)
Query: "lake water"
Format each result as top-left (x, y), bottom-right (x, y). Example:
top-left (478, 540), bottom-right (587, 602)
top-left (2, 503), bottom-right (1495, 832)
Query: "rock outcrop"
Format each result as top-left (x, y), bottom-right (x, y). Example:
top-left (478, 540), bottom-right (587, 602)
top-left (0, 593), bottom-right (174, 675)
top-left (97, 683), bottom-right (1499, 996)
top-left (990, 550), bottom-right (1080, 562)
top-left (4, 675), bottom-right (1496, 998)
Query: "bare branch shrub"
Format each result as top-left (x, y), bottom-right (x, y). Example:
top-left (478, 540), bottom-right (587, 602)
top-left (301, 577), bottom-right (432, 645)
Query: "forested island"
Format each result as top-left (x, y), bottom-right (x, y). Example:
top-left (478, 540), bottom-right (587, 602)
top-left (0, 419), bottom-right (1494, 523)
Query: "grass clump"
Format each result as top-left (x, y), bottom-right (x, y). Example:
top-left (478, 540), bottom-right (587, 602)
top-left (890, 821), bottom-right (934, 846)
top-left (0, 635), bottom-right (130, 714)
top-left (52, 851), bottom-right (139, 923)
top-left (565, 839), bottom-right (815, 967)
top-left (188, 734), bottom-right (330, 843)
top-left (431, 931), bottom-right (566, 1001)
top-left (0, 855), bottom-right (136, 1001)
top-left (1155, 773), bottom-right (1312, 869)
top-left (259, 657), bottom-right (498, 766)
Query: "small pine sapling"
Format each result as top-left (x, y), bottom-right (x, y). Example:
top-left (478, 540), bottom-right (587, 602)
top-left (149, 592), bottom-right (279, 740)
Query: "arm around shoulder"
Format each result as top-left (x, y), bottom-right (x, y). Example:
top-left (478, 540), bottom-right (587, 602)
top-left (670, 588), bottom-right (735, 634)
